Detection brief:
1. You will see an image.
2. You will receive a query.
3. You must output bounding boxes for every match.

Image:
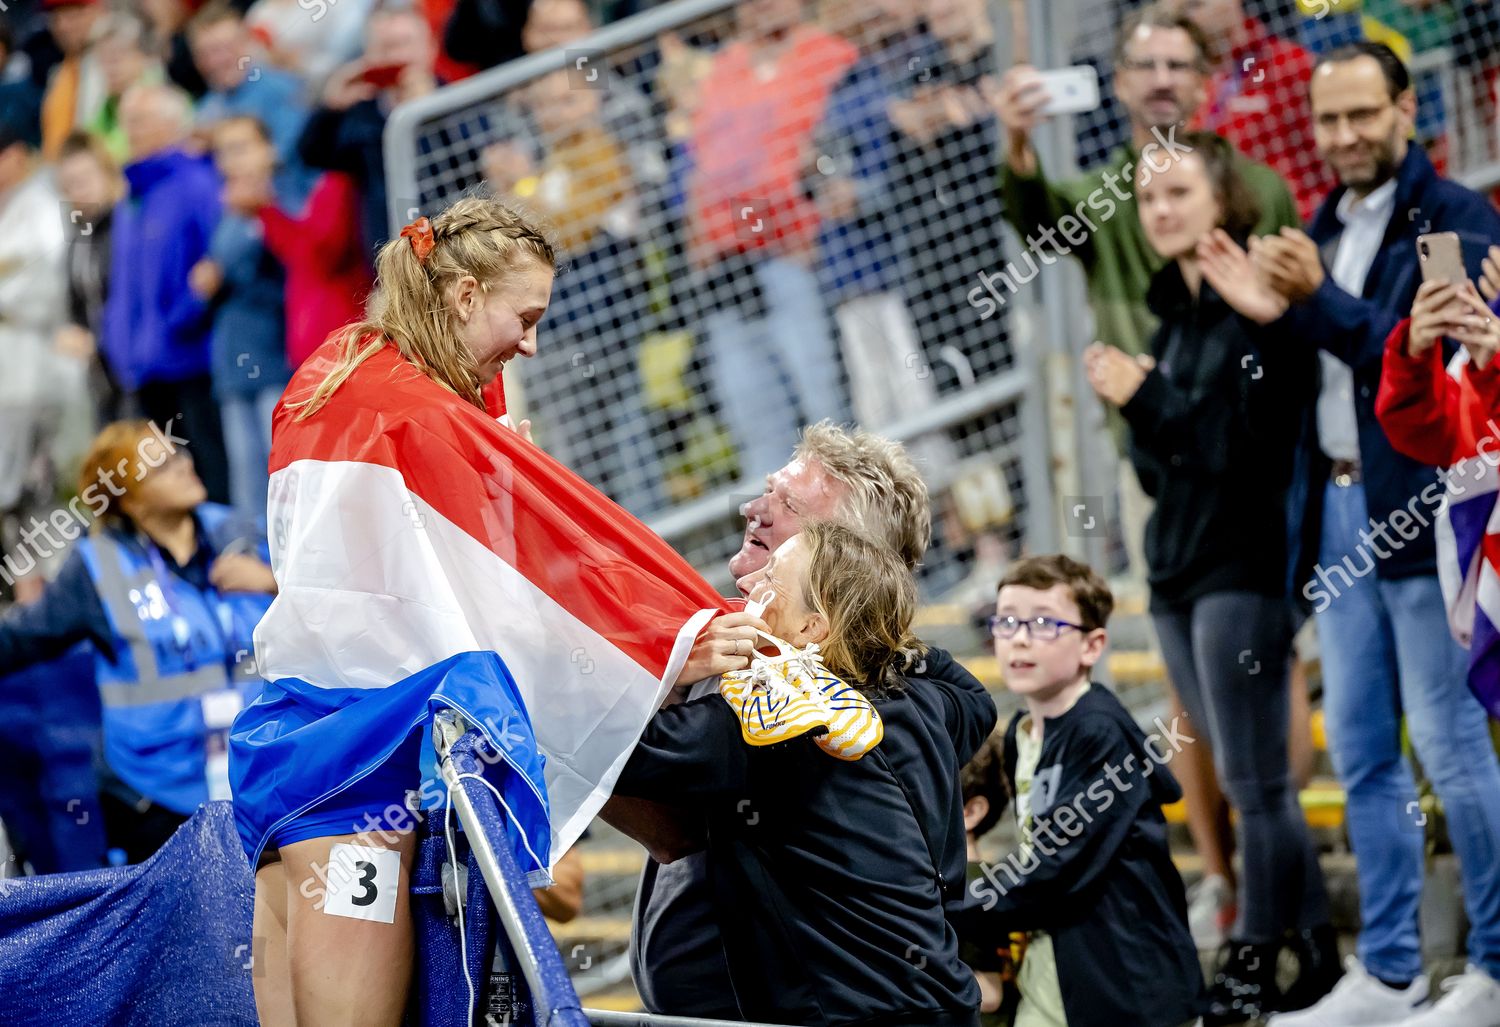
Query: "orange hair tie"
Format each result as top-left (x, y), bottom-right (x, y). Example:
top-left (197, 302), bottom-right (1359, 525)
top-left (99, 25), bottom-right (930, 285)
top-left (400, 216), bottom-right (435, 264)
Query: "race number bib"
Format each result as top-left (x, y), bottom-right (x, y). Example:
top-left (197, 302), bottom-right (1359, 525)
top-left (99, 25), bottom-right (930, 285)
top-left (323, 844), bottom-right (401, 924)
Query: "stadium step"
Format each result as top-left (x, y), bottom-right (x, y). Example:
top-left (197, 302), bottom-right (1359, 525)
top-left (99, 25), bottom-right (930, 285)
top-left (1161, 775), bottom-right (1350, 831)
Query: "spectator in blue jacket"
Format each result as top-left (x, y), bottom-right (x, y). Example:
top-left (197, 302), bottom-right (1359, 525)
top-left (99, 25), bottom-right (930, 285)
top-left (196, 114), bottom-right (296, 521)
top-left (104, 81), bottom-right (231, 504)
top-left (0, 19), bottom-right (42, 138)
top-left (188, 2), bottom-right (309, 179)
top-left (812, 2), bottom-right (938, 438)
top-left (0, 420), bottom-right (275, 864)
top-left (1252, 42), bottom-right (1500, 1027)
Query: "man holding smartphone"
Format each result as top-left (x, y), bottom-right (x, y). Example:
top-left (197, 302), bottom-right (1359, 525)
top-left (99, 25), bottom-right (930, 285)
top-left (985, 5), bottom-right (1300, 580)
top-left (296, 7), bottom-right (439, 270)
top-left (1258, 42), bottom-right (1500, 1027)
top-left (986, 6), bottom-right (1299, 377)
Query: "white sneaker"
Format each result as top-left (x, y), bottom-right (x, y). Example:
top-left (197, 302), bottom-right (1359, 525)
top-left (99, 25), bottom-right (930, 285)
top-left (1395, 966), bottom-right (1500, 1026)
top-left (1187, 874), bottom-right (1236, 950)
top-left (1267, 957), bottom-right (1428, 1026)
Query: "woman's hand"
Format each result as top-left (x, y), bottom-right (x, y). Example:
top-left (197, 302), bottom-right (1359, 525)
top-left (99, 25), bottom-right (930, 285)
top-left (1478, 244), bottom-right (1500, 306)
top-left (1407, 279), bottom-right (1469, 358)
top-left (674, 611), bottom-right (773, 688)
top-left (1445, 281), bottom-right (1500, 370)
top-left (210, 553), bottom-right (278, 594)
top-left (1084, 342), bottom-right (1150, 407)
top-left (1201, 230), bottom-right (1289, 325)
top-left (55, 324), bottom-right (95, 360)
top-left (188, 258), bottom-right (223, 300)
top-left (1250, 227), bottom-right (1325, 303)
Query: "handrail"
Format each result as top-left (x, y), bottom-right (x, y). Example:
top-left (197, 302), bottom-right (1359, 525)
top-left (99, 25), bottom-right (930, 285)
top-left (432, 709), bottom-right (786, 1026)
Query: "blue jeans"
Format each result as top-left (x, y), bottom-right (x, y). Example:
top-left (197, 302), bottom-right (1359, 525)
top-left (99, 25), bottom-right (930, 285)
top-left (704, 257), bottom-right (848, 481)
top-left (1317, 480), bottom-right (1500, 981)
top-left (219, 386), bottom-right (282, 522)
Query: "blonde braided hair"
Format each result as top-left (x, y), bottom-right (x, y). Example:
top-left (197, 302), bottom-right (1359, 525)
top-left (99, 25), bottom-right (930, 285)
top-left (291, 195), bottom-right (557, 419)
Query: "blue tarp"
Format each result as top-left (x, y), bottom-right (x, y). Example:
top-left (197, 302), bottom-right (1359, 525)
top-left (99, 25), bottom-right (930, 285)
top-left (0, 729), bottom-right (581, 1026)
top-left (0, 646), bottom-right (107, 873)
top-left (0, 801), bottom-right (257, 1026)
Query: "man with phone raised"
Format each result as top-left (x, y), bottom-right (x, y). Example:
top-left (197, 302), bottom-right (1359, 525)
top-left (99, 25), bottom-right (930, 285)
top-left (297, 7), bottom-right (439, 271)
top-left (983, 4), bottom-right (1300, 587)
top-left (983, 5), bottom-right (1298, 371)
top-left (1252, 41), bottom-right (1500, 1027)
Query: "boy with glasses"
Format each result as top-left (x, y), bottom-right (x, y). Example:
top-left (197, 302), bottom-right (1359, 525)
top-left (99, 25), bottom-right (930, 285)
top-left (960, 554), bottom-right (1204, 1027)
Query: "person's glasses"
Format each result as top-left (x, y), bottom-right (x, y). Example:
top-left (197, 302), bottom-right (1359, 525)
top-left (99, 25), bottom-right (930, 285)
top-left (988, 614), bottom-right (1087, 641)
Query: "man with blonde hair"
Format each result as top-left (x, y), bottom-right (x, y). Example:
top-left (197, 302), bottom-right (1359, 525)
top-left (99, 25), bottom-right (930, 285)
top-left (624, 420), bottom-right (994, 1020)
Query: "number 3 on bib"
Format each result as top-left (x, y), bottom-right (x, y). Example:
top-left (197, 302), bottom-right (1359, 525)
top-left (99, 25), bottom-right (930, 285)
top-left (324, 844), bottom-right (401, 923)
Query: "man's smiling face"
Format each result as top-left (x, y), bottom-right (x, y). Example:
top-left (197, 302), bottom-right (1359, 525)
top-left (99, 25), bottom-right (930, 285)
top-left (728, 457), bottom-right (847, 594)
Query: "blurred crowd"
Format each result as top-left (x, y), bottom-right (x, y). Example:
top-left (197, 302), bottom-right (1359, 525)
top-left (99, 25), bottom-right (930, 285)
top-left (0, 0), bottom-right (1020, 591)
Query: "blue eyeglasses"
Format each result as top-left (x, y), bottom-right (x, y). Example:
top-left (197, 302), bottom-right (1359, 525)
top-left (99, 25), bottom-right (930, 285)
top-left (988, 614), bottom-right (1088, 641)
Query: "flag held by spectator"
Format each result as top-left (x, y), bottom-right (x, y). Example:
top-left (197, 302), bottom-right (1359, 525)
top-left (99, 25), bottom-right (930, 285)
top-left (1435, 449), bottom-right (1500, 719)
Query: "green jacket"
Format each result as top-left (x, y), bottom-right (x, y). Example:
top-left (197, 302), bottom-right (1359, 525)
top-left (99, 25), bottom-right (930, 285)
top-left (999, 140), bottom-right (1301, 447)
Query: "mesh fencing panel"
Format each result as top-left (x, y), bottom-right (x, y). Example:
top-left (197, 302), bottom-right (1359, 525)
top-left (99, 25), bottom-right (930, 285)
top-left (386, 0), bottom-right (1052, 598)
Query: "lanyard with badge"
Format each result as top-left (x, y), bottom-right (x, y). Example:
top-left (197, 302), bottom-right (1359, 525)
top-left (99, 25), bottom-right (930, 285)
top-left (141, 536), bottom-right (244, 801)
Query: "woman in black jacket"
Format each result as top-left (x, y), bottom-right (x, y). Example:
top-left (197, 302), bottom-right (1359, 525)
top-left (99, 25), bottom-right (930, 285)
top-left (1084, 132), bottom-right (1335, 1024)
top-left (614, 520), bottom-right (996, 1027)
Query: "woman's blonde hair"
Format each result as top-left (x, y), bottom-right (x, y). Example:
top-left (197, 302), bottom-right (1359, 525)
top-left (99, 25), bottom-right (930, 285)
top-left (798, 520), bottom-right (927, 695)
top-left (290, 195), bottom-right (556, 419)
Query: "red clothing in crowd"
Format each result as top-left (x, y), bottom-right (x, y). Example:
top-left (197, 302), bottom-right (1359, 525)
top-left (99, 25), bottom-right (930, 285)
top-left (1191, 16), bottom-right (1339, 223)
top-left (259, 172), bottom-right (373, 369)
top-left (688, 27), bottom-right (857, 262)
top-left (1376, 317), bottom-right (1500, 468)
top-left (421, 0), bottom-right (481, 84)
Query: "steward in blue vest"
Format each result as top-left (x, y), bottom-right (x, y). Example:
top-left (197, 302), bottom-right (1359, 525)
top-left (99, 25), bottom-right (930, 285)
top-left (0, 422), bottom-right (276, 863)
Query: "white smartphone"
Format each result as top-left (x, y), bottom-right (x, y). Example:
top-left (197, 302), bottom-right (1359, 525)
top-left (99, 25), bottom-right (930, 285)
top-left (1034, 65), bottom-right (1102, 116)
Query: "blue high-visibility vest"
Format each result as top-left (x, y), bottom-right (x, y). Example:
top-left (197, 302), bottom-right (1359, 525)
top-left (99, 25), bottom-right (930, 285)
top-left (76, 504), bottom-right (272, 815)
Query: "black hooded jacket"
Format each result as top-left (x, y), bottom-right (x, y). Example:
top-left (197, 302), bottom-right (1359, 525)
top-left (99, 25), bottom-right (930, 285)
top-left (1122, 260), bottom-right (1317, 611)
top-left (615, 647), bottom-right (996, 1027)
top-left (957, 685), bottom-right (1205, 1027)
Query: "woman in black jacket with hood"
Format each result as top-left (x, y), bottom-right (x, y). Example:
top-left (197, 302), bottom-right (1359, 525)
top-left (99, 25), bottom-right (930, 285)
top-left (615, 520), bottom-right (996, 1027)
top-left (1084, 132), bottom-right (1335, 1025)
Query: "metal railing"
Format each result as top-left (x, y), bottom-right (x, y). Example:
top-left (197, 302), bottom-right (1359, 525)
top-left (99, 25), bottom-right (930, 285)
top-left (433, 710), bottom-right (781, 1026)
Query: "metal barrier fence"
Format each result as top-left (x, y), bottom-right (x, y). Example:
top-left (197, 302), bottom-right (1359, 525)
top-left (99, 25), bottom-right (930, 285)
top-left (385, 0), bottom-right (1055, 598)
top-left (388, 0), bottom-right (1500, 593)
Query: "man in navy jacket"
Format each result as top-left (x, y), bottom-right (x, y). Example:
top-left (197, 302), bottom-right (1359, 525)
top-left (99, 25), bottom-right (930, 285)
top-left (1256, 43), bottom-right (1500, 1026)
